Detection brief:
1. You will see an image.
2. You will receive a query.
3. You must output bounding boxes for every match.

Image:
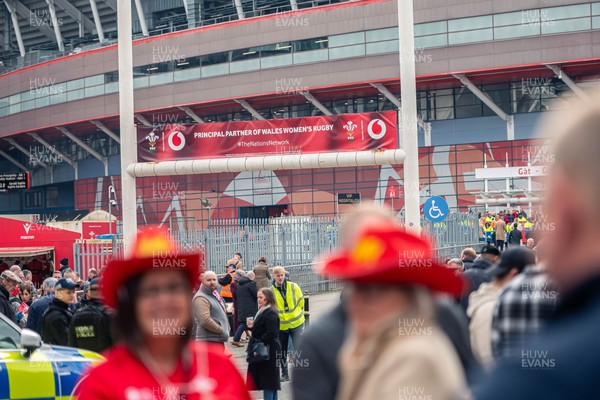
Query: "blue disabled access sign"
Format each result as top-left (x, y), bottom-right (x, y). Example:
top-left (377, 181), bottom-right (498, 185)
top-left (424, 196), bottom-right (449, 222)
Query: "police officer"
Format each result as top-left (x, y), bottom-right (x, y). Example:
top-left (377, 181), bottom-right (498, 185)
top-left (69, 278), bottom-right (115, 353)
top-left (41, 278), bottom-right (77, 345)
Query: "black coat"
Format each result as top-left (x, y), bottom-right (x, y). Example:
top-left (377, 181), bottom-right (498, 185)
top-left (246, 307), bottom-right (281, 391)
top-left (0, 285), bottom-right (16, 323)
top-left (42, 298), bottom-right (73, 346)
top-left (236, 277), bottom-right (258, 322)
top-left (292, 302), bottom-right (345, 400)
top-left (460, 257), bottom-right (493, 311)
top-left (509, 228), bottom-right (522, 244)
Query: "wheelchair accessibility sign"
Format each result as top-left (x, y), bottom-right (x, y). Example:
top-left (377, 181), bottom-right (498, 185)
top-left (424, 196), bottom-right (449, 222)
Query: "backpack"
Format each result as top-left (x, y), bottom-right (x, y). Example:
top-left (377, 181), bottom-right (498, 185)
top-left (71, 303), bottom-right (114, 353)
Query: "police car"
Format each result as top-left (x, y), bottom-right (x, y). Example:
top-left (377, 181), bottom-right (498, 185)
top-left (0, 312), bottom-right (104, 399)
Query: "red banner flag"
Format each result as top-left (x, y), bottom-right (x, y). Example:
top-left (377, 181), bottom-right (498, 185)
top-left (138, 111), bottom-right (397, 161)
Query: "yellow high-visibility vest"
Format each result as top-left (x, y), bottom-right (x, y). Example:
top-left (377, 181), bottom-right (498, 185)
top-left (272, 281), bottom-right (305, 331)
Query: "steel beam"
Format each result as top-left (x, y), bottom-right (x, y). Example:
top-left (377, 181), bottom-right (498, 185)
top-left (454, 73), bottom-right (515, 140)
top-left (133, 0), bottom-right (149, 36)
top-left (370, 82), bottom-right (431, 142)
top-left (56, 126), bottom-right (108, 175)
top-left (88, 0), bottom-right (105, 42)
top-left (4, 1), bottom-right (25, 57)
top-left (235, 99), bottom-right (265, 120)
top-left (303, 92), bottom-right (333, 116)
top-left (12, 0), bottom-right (57, 44)
top-left (28, 132), bottom-right (77, 179)
top-left (4, 138), bottom-right (51, 171)
top-left (54, 0), bottom-right (95, 32)
top-left (234, 0), bottom-right (245, 20)
top-left (91, 120), bottom-right (120, 143)
top-left (135, 114), bottom-right (153, 127)
top-left (45, 0), bottom-right (64, 52)
top-left (0, 149), bottom-right (28, 172)
top-left (546, 64), bottom-right (591, 101)
top-left (179, 106), bottom-right (205, 124)
top-left (104, 0), bottom-right (117, 11)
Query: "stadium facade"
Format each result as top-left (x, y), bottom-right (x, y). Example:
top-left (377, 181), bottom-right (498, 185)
top-left (0, 0), bottom-right (599, 229)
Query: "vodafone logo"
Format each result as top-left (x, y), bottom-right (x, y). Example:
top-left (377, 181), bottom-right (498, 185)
top-left (367, 119), bottom-right (386, 140)
top-left (167, 131), bottom-right (186, 151)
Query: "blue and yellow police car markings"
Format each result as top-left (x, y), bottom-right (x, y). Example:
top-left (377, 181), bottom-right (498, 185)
top-left (43, 346), bottom-right (103, 398)
top-left (0, 358), bottom-right (11, 400)
top-left (0, 346), bottom-right (104, 400)
top-left (1, 349), bottom-right (56, 399)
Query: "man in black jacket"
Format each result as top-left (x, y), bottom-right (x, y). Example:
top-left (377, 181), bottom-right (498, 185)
top-left (42, 278), bottom-right (77, 345)
top-left (231, 271), bottom-right (258, 346)
top-left (69, 278), bottom-right (115, 353)
top-left (508, 223), bottom-right (522, 247)
top-left (460, 245), bottom-right (500, 311)
top-left (26, 277), bottom-right (57, 334)
top-left (59, 258), bottom-right (71, 275)
top-left (461, 248), bottom-right (477, 271)
top-left (0, 271), bottom-right (21, 323)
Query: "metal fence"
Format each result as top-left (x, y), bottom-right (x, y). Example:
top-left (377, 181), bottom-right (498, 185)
top-left (74, 213), bottom-right (480, 291)
top-left (73, 238), bottom-right (124, 278)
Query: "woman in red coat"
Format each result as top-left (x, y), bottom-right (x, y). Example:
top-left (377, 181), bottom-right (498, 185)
top-left (75, 229), bottom-right (251, 400)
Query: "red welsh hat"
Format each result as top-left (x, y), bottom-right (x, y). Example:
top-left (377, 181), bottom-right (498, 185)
top-left (317, 223), bottom-right (464, 296)
top-left (102, 228), bottom-right (202, 309)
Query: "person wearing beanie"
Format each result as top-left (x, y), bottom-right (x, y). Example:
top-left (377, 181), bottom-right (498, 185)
top-left (59, 258), bottom-right (70, 274)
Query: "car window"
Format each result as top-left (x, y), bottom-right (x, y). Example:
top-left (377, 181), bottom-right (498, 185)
top-left (0, 316), bottom-right (20, 349)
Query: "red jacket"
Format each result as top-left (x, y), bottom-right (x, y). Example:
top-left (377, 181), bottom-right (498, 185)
top-left (76, 342), bottom-right (251, 400)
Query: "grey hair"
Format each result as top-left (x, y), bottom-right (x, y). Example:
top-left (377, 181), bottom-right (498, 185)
top-left (448, 258), bottom-right (463, 267)
top-left (42, 277), bottom-right (58, 291)
top-left (247, 271), bottom-right (255, 279)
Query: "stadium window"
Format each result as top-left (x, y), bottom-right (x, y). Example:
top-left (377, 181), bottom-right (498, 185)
top-left (259, 42), bottom-right (293, 57)
top-left (328, 32), bottom-right (365, 47)
top-left (46, 187), bottom-right (58, 208)
top-left (454, 87), bottom-right (483, 119)
top-left (105, 71), bottom-right (119, 83)
top-left (366, 27), bottom-right (398, 43)
top-left (231, 47), bottom-right (261, 62)
top-left (200, 52), bottom-right (229, 66)
top-left (25, 191), bottom-right (43, 209)
top-left (293, 37), bottom-right (328, 52)
top-left (448, 15), bottom-right (492, 32)
top-left (174, 56), bottom-right (200, 70)
top-left (432, 89), bottom-right (454, 120)
top-left (543, 4), bottom-right (591, 20)
top-left (415, 20), bottom-right (447, 37)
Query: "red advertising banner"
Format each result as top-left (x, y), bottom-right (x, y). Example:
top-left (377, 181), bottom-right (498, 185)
top-left (138, 111), bottom-right (398, 161)
top-left (82, 221), bottom-right (118, 239)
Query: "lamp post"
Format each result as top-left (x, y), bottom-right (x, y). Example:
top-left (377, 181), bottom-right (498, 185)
top-left (108, 185), bottom-right (116, 237)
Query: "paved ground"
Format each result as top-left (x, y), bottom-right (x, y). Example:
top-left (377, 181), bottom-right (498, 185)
top-left (226, 291), bottom-right (341, 400)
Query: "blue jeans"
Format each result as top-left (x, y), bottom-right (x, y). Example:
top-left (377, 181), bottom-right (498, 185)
top-left (264, 390), bottom-right (278, 400)
top-left (233, 322), bottom-right (248, 342)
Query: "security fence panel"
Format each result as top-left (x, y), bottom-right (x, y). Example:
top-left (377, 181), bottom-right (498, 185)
top-left (75, 212), bottom-right (480, 293)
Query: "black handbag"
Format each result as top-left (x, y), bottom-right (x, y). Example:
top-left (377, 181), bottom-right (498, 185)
top-left (246, 339), bottom-right (270, 363)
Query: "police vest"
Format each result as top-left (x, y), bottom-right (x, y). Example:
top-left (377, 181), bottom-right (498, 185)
top-left (70, 303), bottom-right (114, 354)
top-left (219, 272), bottom-right (235, 299)
top-left (272, 281), bottom-right (305, 331)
